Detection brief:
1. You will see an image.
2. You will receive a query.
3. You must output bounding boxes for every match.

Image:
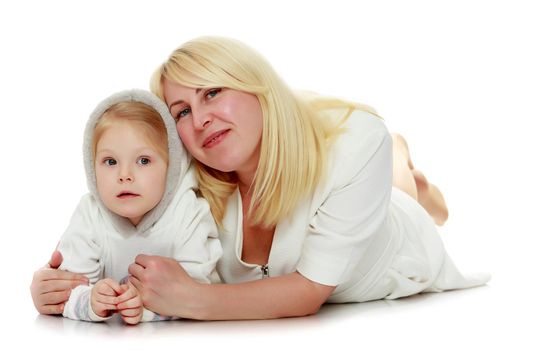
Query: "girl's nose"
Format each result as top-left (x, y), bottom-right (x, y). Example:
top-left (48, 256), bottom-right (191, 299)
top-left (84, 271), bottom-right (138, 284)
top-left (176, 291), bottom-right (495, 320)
top-left (118, 175), bottom-right (133, 183)
top-left (118, 166), bottom-right (134, 183)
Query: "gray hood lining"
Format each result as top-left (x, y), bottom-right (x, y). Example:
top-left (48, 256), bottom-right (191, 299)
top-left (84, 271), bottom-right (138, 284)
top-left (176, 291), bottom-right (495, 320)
top-left (83, 89), bottom-right (189, 235)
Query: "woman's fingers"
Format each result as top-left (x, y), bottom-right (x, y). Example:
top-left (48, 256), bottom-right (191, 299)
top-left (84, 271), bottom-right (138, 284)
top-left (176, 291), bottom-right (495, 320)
top-left (31, 277), bottom-right (87, 315)
top-left (39, 303), bottom-right (65, 315)
top-left (128, 262), bottom-right (145, 279)
top-left (134, 254), bottom-right (151, 267)
top-left (39, 279), bottom-right (87, 294)
top-left (31, 268), bottom-right (88, 310)
top-left (40, 290), bottom-right (71, 305)
top-left (31, 264), bottom-right (87, 315)
top-left (128, 276), bottom-right (143, 292)
top-left (47, 250), bottom-right (64, 268)
top-left (35, 268), bottom-right (88, 283)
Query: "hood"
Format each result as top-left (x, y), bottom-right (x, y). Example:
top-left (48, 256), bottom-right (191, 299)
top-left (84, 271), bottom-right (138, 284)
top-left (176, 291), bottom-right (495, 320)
top-left (83, 89), bottom-right (189, 235)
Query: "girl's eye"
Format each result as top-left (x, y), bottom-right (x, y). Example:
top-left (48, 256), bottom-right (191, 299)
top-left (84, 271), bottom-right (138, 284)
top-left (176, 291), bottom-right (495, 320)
top-left (104, 158), bottom-right (117, 166)
top-left (206, 88), bottom-right (221, 99)
top-left (137, 157), bottom-right (150, 165)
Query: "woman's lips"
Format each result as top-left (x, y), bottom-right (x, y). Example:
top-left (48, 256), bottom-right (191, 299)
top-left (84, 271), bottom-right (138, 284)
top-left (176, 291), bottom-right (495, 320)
top-left (203, 129), bottom-right (230, 148)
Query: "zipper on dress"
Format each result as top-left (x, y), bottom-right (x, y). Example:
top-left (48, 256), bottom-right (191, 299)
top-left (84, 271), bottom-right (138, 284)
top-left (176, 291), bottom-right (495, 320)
top-left (261, 264), bottom-right (270, 279)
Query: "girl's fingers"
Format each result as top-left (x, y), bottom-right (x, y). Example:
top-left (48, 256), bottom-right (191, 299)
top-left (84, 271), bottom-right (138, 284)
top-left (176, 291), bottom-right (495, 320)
top-left (119, 307), bottom-right (141, 317)
top-left (94, 301), bottom-right (117, 311)
top-left (122, 315), bottom-right (141, 325)
top-left (117, 296), bottom-right (141, 310)
top-left (101, 279), bottom-right (124, 295)
top-left (95, 294), bottom-right (119, 306)
top-left (115, 286), bottom-right (136, 304)
top-left (95, 279), bottom-right (124, 296)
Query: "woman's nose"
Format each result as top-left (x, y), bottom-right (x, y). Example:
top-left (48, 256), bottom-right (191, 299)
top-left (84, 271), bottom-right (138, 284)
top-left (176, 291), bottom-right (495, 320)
top-left (192, 107), bottom-right (213, 130)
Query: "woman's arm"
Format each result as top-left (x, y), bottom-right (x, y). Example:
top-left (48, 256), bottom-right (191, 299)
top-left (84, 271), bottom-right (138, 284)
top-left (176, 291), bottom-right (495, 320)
top-left (199, 271), bottom-right (335, 320)
top-left (128, 255), bottom-right (335, 320)
top-left (30, 251), bottom-right (89, 314)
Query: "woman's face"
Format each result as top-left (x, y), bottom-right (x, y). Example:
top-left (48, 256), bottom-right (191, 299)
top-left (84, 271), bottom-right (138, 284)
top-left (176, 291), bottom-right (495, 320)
top-left (163, 79), bottom-right (263, 177)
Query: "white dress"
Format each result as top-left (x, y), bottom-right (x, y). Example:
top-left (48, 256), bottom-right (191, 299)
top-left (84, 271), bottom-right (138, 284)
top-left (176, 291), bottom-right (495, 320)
top-left (216, 109), bottom-right (489, 303)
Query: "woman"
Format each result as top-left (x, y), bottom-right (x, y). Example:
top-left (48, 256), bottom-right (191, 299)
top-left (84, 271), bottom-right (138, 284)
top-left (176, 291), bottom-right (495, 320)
top-left (31, 36), bottom-right (489, 320)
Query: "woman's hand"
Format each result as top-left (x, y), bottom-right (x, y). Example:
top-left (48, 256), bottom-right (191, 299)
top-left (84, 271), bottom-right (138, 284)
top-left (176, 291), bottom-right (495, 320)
top-left (30, 251), bottom-right (89, 315)
top-left (128, 255), bottom-right (202, 318)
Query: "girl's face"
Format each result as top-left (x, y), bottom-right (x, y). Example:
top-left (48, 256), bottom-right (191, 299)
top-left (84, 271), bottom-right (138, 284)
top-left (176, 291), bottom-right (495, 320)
top-left (163, 79), bottom-right (263, 179)
top-left (94, 121), bottom-right (168, 226)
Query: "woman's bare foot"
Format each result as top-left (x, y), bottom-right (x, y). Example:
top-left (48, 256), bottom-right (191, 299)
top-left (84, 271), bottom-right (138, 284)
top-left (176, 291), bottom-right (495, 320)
top-left (412, 169), bottom-right (449, 226)
top-left (391, 133), bottom-right (449, 226)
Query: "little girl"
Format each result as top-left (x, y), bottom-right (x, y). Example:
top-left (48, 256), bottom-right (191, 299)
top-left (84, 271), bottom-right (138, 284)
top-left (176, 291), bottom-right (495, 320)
top-left (57, 89), bottom-right (221, 324)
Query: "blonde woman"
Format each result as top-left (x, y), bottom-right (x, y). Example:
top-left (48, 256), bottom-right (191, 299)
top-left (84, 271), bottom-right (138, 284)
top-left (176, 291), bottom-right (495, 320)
top-left (31, 37), bottom-right (489, 320)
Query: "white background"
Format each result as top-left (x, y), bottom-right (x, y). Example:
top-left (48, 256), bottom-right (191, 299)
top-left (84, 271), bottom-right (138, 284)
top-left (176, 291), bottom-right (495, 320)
top-left (1, 0), bottom-right (540, 349)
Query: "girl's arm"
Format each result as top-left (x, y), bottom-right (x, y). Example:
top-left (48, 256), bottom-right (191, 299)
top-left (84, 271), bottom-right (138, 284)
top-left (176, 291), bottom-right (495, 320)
top-left (129, 254), bottom-right (335, 320)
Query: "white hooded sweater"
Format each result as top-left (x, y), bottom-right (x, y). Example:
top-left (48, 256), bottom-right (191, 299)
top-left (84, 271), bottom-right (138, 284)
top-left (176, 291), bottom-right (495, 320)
top-left (58, 90), bottom-right (221, 322)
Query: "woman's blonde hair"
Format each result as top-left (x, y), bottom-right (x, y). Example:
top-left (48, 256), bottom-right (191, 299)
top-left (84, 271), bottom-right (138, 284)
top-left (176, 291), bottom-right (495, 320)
top-left (151, 36), bottom-right (377, 228)
top-left (92, 101), bottom-right (169, 164)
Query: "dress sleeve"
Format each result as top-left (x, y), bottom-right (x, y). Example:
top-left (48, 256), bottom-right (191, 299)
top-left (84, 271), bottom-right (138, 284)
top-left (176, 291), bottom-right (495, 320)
top-left (296, 126), bottom-right (393, 286)
top-left (172, 191), bottom-right (223, 284)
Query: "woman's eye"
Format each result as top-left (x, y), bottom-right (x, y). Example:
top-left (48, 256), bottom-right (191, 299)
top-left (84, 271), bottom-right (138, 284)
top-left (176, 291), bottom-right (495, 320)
top-left (206, 88), bottom-right (221, 99)
top-left (104, 158), bottom-right (116, 166)
top-left (137, 157), bottom-right (150, 165)
top-left (177, 107), bottom-right (191, 120)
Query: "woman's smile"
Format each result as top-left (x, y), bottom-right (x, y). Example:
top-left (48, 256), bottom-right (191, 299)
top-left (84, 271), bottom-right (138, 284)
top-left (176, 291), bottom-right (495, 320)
top-left (202, 129), bottom-right (231, 148)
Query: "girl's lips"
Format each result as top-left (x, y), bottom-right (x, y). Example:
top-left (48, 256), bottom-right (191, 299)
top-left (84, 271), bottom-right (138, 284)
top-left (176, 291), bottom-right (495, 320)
top-left (117, 192), bottom-right (140, 198)
top-left (203, 129), bottom-right (230, 148)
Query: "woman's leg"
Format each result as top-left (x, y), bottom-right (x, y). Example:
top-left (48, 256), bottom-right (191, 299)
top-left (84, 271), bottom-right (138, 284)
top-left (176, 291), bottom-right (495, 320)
top-left (391, 133), bottom-right (449, 226)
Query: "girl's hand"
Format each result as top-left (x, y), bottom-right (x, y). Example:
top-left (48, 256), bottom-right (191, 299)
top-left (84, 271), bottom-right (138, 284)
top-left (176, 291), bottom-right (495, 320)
top-left (128, 255), bottom-right (201, 318)
top-left (30, 251), bottom-right (89, 314)
top-left (91, 278), bottom-right (123, 318)
top-left (116, 282), bottom-right (143, 325)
